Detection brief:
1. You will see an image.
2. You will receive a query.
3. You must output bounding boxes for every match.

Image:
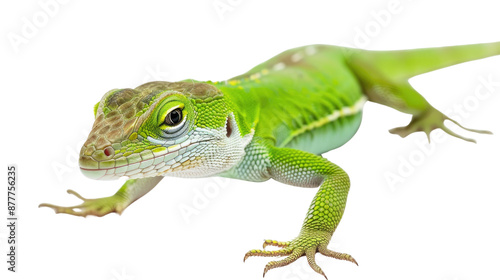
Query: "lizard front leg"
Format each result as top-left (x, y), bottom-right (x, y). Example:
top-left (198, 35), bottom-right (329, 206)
top-left (243, 145), bottom-right (356, 278)
top-left (39, 176), bottom-right (163, 217)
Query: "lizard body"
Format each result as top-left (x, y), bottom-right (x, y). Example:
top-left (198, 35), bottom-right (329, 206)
top-left (40, 42), bottom-right (500, 278)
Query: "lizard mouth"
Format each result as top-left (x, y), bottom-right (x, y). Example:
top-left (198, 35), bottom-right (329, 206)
top-left (79, 139), bottom-right (212, 180)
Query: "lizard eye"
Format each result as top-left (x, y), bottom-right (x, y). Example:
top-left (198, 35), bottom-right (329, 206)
top-left (165, 108), bottom-right (183, 126)
top-left (157, 102), bottom-right (188, 137)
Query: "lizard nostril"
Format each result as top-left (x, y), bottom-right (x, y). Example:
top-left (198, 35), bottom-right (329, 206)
top-left (103, 146), bottom-right (114, 157)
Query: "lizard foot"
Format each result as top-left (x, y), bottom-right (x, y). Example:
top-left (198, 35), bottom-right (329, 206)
top-left (39, 189), bottom-right (128, 217)
top-left (389, 107), bottom-right (491, 143)
top-left (244, 230), bottom-right (357, 279)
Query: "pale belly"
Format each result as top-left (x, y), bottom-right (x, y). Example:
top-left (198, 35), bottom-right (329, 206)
top-left (281, 110), bottom-right (363, 155)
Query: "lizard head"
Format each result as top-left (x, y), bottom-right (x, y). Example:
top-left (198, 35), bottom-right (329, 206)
top-left (79, 81), bottom-right (254, 180)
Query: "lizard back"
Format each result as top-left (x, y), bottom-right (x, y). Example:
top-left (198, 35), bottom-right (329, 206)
top-left (214, 45), bottom-right (366, 155)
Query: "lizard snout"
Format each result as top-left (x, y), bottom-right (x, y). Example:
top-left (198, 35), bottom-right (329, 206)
top-left (78, 144), bottom-right (116, 180)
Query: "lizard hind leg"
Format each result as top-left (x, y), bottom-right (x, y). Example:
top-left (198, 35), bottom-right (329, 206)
top-left (346, 43), bottom-right (498, 143)
top-left (389, 106), bottom-right (492, 143)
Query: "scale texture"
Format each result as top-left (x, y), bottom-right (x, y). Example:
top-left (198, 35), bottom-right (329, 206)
top-left (40, 42), bottom-right (500, 278)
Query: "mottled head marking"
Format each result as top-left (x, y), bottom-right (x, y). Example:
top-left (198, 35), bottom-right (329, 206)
top-left (79, 81), bottom-right (253, 180)
top-left (135, 81), bottom-right (224, 99)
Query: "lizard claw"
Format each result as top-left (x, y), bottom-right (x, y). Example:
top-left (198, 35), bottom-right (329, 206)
top-left (318, 245), bottom-right (358, 266)
top-left (244, 231), bottom-right (357, 278)
top-left (66, 189), bottom-right (87, 200)
top-left (39, 189), bottom-right (128, 217)
top-left (262, 239), bottom-right (290, 249)
top-left (243, 247), bottom-right (293, 262)
top-left (306, 248), bottom-right (328, 280)
top-left (262, 249), bottom-right (303, 277)
top-left (389, 107), bottom-right (491, 143)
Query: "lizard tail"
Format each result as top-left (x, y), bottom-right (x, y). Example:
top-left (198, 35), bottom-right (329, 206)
top-left (348, 41), bottom-right (500, 82)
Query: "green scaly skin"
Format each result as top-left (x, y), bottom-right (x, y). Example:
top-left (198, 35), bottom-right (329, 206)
top-left (40, 42), bottom-right (499, 278)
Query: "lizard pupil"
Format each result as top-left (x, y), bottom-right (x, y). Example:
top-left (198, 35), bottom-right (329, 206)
top-left (166, 108), bottom-right (182, 126)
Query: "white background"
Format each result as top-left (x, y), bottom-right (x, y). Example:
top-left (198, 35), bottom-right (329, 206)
top-left (1, 0), bottom-right (500, 280)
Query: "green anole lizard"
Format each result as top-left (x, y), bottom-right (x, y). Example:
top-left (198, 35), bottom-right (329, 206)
top-left (40, 42), bottom-right (499, 278)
